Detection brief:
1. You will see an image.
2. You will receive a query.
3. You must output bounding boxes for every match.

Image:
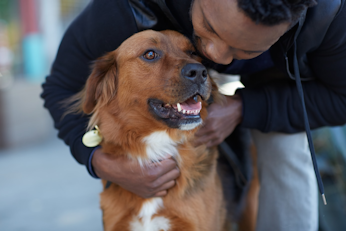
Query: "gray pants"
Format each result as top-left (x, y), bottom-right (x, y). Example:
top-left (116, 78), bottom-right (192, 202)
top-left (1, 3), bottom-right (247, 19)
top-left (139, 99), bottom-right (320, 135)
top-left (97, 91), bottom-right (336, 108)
top-left (251, 130), bottom-right (318, 231)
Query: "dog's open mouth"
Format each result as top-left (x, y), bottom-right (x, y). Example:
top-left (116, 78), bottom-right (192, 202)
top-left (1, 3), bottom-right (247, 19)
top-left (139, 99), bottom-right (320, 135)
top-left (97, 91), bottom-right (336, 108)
top-left (148, 94), bottom-right (204, 130)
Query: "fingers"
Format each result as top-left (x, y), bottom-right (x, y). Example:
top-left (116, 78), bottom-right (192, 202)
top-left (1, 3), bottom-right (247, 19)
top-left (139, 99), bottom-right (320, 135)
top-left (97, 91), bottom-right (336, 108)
top-left (206, 138), bottom-right (222, 148)
top-left (151, 167), bottom-right (180, 189)
top-left (142, 177), bottom-right (177, 198)
top-left (195, 137), bottom-right (222, 148)
top-left (154, 190), bottom-right (168, 197)
top-left (194, 125), bottom-right (228, 147)
top-left (193, 120), bottom-right (214, 147)
top-left (153, 180), bottom-right (176, 197)
top-left (194, 128), bottom-right (221, 147)
top-left (92, 149), bottom-right (180, 198)
top-left (148, 157), bottom-right (178, 177)
top-left (146, 160), bottom-right (179, 189)
top-left (137, 159), bottom-right (179, 197)
top-left (194, 120), bottom-right (213, 137)
top-left (193, 132), bottom-right (210, 146)
top-left (155, 180), bottom-right (176, 193)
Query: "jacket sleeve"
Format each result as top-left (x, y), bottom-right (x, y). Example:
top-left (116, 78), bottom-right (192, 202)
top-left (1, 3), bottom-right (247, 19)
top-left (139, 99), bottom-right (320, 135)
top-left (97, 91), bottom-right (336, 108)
top-left (237, 1), bottom-right (346, 133)
top-left (41, 0), bottom-right (137, 167)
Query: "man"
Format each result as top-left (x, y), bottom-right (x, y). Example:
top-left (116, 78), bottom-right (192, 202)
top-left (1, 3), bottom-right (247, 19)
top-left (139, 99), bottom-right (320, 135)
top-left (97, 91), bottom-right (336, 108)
top-left (41, 0), bottom-right (346, 230)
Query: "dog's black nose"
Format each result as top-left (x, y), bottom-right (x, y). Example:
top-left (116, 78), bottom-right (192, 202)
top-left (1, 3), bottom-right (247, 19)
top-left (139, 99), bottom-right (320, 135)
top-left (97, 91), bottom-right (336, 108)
top-left (181, 63), bottom-right (207, 83)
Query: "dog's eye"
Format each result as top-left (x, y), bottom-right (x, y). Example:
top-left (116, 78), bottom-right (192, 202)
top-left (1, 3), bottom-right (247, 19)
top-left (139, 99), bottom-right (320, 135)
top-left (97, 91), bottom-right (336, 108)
top-left (190, 51), bottom-right (198, 56)
top-left (143, 50), bottom-right (158, 60)
top-left (188, 50), bottom-right (198, 57)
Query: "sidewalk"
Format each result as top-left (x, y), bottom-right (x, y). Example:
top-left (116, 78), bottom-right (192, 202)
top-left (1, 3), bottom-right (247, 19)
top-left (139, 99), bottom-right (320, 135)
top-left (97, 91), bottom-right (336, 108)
top-left (0, 134), bottom-right (103, 231)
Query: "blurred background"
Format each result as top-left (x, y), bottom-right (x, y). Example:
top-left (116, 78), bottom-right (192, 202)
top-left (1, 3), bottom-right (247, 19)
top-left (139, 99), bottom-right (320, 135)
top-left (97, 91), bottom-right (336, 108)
top-left (0, 0), bottom-right (345, 231)
top-left (0, 0), bottom-right (103, 230)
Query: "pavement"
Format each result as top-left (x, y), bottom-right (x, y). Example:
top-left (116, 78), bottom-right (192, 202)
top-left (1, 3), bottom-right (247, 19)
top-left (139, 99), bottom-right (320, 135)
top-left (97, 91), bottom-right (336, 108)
top-left (0, 133), bottom-right (103, 231)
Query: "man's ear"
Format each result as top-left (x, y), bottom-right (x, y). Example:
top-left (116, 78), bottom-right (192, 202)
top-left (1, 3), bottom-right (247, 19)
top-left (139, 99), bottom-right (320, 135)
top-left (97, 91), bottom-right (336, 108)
top-left (83, 51), bottom-right (117, 114)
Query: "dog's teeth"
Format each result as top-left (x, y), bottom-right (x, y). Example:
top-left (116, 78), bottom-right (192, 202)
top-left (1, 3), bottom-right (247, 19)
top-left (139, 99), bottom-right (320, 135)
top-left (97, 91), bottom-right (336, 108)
top-left (177, 103), bottom-right (182, 112)
top-left (165, 103), bottom-right (170, 107)
top-left (183, 109), bottom-right (186, 114)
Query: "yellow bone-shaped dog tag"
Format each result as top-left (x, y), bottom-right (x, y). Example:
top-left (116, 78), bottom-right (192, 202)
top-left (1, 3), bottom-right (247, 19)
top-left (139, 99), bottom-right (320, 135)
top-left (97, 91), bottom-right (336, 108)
top-left (82, 125), bottom-right (103, 147)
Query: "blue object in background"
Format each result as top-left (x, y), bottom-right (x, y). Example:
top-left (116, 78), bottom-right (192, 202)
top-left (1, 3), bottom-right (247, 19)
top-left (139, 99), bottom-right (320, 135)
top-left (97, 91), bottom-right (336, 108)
top-left (330, 126), bottom-right (346, 162)
top-left (22, 33), bottom-right (46, 83)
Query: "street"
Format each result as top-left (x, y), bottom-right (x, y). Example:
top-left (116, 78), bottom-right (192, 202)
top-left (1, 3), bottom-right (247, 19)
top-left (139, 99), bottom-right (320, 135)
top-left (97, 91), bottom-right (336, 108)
top-left (0, 134), bottom-right (103, 231)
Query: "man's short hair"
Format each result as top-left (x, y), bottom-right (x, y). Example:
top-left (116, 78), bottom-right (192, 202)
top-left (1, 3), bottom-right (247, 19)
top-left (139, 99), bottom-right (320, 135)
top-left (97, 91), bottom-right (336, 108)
top-left (237, 0), bottom-right (317, 26)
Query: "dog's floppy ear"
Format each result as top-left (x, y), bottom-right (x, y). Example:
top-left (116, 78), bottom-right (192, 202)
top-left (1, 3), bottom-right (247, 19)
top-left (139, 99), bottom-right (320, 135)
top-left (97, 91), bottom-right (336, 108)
top-left (207, 75), bottom-right (226, 105)
top-left (83, 51), bottom-right (117, 114)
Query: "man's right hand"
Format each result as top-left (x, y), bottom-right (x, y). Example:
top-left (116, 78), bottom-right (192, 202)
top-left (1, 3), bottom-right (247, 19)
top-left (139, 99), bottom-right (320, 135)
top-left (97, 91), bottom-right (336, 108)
top-left (91, 148), bottom-right (180, 198)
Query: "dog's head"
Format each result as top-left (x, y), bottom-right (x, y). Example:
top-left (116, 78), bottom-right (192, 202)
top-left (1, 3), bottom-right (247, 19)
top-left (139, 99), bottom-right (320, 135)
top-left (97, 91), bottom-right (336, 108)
top-left (81, 30), bottom-right (215, 144)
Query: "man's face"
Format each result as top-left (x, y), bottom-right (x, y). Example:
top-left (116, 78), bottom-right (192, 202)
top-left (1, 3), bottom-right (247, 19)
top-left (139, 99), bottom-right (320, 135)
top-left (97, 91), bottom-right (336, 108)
top-left (190, 0), bottom-right (290, 65)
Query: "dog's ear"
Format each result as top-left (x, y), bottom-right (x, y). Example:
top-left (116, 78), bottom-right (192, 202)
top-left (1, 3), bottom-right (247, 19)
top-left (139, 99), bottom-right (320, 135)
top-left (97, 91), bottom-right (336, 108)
top-left (83, 51), bottom-right (117, 114)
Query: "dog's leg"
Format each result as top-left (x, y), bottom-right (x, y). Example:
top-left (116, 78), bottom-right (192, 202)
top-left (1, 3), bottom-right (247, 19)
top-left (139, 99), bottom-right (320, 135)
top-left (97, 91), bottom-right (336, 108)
top-left (237, 143), bottom-right (259, 231)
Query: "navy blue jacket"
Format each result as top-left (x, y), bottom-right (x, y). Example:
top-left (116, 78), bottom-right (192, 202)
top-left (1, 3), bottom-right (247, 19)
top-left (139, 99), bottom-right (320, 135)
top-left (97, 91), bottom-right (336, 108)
top-left (41, 0), bottom-right (346, 169)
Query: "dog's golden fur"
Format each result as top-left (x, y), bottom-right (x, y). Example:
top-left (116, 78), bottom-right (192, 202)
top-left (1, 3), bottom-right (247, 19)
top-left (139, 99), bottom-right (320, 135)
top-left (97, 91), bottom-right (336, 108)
top-left (69, 30), bottom-right (229, 231)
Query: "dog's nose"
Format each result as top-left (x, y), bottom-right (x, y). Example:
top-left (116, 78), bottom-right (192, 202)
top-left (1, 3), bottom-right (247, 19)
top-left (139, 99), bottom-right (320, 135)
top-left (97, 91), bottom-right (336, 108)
top-left (181, 63), bottom-right (207, 83)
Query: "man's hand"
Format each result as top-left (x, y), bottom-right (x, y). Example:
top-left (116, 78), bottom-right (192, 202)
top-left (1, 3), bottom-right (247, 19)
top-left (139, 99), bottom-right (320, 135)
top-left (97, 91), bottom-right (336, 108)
top-left (194, 94), bottom-right (243, 147)
top-left (92, 149), bottom-right (180, 198)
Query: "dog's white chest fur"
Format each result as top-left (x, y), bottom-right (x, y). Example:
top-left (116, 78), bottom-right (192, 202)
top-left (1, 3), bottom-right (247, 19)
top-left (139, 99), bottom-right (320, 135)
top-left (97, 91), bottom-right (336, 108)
top-left (129, 131), bottom-right (180, 230)
top-left (129, 131), bottom-right (178, 230)
top-left (137, 131), bottom-right (180, 166)
top-left (130, 198), bottom-right (170, 231)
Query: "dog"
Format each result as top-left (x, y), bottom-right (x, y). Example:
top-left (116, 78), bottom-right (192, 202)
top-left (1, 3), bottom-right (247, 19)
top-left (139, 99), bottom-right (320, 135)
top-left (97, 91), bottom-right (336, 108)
top-left (68, 30), bottom-right (230, 231)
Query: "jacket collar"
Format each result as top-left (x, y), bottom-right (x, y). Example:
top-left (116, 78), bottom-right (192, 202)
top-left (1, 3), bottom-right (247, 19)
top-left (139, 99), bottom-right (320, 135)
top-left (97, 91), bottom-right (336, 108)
top-left (269, 9), bottom-right (307, 78)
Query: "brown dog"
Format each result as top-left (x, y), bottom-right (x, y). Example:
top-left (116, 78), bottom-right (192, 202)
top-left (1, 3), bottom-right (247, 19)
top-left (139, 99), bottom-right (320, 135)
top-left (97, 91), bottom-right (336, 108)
top-left (70, 30), bottom-right (228, 231)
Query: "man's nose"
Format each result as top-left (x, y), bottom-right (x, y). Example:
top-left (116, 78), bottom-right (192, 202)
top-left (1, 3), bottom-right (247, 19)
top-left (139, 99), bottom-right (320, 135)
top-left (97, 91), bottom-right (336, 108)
top-left (205, 41), bottom-right (233, 64)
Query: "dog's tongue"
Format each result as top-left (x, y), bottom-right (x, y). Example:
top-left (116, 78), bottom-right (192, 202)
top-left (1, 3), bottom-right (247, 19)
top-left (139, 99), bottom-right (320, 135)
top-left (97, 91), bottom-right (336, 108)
top-left (180, 97), bottom-right (201, 111)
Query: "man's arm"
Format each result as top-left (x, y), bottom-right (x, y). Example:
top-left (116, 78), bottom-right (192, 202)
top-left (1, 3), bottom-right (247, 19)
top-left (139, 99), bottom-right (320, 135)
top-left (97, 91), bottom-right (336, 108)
top-left (41, 0), bottom-right (180, 198)
top-left (41, 0), bottom-right (138, 165)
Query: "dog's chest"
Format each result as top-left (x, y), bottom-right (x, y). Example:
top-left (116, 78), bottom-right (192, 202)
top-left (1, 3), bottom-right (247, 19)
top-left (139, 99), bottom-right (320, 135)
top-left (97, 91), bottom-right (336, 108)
top-left (129, 131), bottom-right (179, 230)
top-left (130, 198), bottom-right (170, 231)
top-left (137, 131), bottom-right (181, 165)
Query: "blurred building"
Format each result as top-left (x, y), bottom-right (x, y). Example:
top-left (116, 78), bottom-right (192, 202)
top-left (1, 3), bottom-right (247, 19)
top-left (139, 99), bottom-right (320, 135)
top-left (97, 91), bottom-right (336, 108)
top-left (0, 0), bottom-right (89, 148)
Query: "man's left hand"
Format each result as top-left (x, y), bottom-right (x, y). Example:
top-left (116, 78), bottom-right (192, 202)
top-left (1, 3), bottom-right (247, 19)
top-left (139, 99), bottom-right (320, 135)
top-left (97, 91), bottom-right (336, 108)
top-left (194, 94), bottom-right (243, 147)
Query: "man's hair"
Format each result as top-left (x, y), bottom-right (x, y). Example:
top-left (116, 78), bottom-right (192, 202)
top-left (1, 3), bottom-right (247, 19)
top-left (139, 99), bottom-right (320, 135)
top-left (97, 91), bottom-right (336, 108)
top-left (237, 0), bottom-right (317, 26)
